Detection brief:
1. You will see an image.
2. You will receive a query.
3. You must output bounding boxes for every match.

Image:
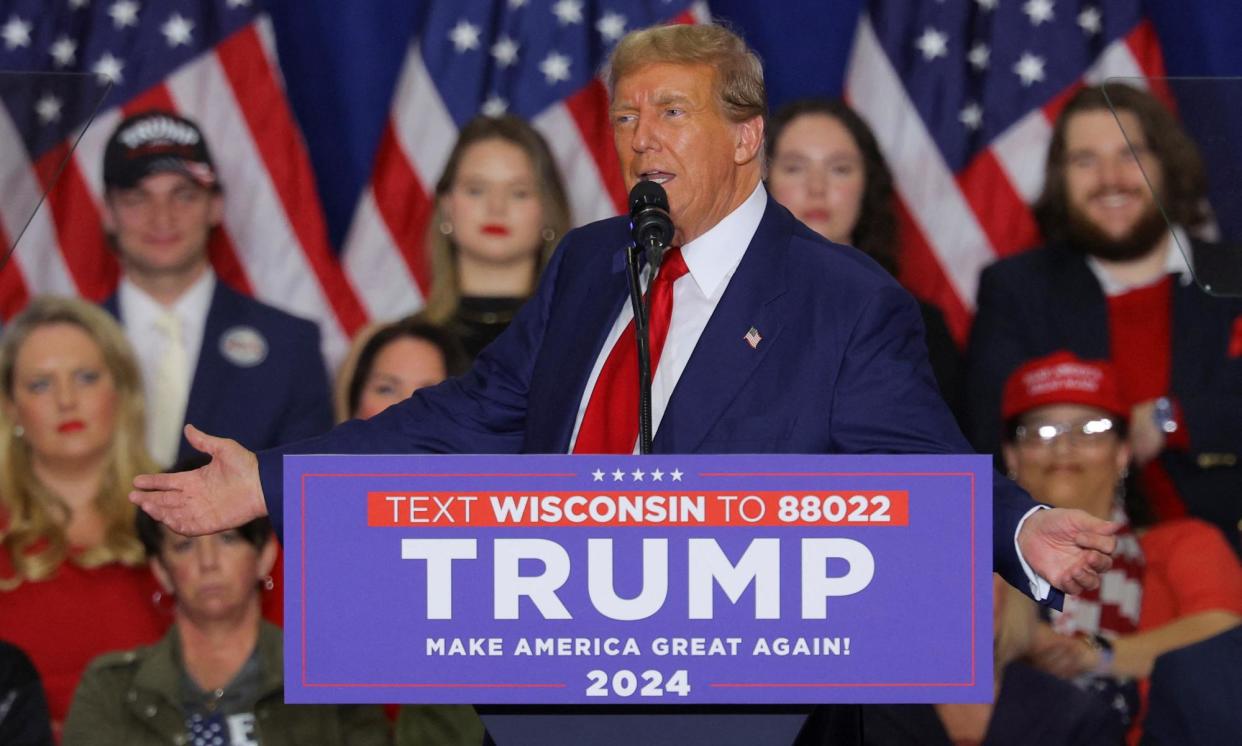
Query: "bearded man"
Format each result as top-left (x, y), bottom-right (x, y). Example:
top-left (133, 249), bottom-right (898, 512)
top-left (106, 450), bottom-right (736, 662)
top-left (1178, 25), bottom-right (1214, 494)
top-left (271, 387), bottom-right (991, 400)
top-left (967, 84), bottom-right (1242, 555)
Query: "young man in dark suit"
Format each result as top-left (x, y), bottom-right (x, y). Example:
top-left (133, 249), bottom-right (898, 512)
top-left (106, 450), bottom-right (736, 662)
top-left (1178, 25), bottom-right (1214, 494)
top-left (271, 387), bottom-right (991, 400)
top-left (99, 111), bottom-right (332, 468)
top-left (967, 85), bottom-right (1242, 554)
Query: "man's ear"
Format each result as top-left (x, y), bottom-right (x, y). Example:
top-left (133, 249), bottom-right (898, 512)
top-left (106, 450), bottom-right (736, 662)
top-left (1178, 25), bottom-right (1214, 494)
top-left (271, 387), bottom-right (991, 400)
top-left (733, 116), bottom-right (765, 166)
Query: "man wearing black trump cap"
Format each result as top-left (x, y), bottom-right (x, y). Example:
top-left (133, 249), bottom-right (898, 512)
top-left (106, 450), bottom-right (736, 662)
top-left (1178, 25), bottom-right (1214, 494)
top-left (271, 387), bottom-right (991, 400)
top-left (100, 110), bottom-right (332, 467)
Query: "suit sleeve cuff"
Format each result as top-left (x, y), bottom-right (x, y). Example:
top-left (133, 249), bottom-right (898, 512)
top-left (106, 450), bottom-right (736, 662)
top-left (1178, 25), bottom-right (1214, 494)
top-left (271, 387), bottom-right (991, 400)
top-left (1015, 505), bottom-right (1052, 601)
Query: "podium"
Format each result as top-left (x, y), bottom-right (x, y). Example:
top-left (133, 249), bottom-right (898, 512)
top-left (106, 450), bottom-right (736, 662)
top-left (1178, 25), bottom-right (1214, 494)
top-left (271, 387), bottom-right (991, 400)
top-left (283, 453), bottom-right (993, 745)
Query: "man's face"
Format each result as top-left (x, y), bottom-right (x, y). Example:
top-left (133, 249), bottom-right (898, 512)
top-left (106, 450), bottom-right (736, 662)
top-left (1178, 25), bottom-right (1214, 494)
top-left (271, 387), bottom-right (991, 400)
top-left (611, 62), bottom-right (763, 245)
top-left (104, 171), bottom-right (222, 280)
top-left (1062, 109), bottom-right (1165, 255)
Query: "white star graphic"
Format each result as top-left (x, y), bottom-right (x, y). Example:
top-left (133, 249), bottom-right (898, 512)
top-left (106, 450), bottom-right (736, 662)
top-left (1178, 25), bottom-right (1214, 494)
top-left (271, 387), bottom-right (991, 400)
top-left (596, 11), bottom-right (627, 42)
top-left (161, 13), bottom-right (194, 47)
top-left (670, 468), bottom-right (684, 482)
top-left (539, 51), bottom-right (571, 84)
top-left (508, 0), bottom-right (528, 7)
top-left (449, 19), bottom-right (481, 53)
top-left (552, 0), bottom-right (583, 25)
top-left (109, 0), bottom-right (140, 30)
top-left (650, 469), bottom-right (664, 481)
top-left (914, 28), bottom-right (948, 62)
top-left (226, 0), bottom-right (252, 8)
top-left (631, 468), bottom-right (645, 481)
top-left (975, 0), bottom-right (998, 9)
top-left (50, 36), bottom-right (77, 67)
top-left (592, 469), bottom-right (605, 482)
top-left (967, 42), bottom-right (990, 71)
top-left (35, 94), bottom-right (62, 124)
top-left (959, 102), bottom-right (983, 130)
top-left (69, 0), bottom-right (90, 9)
top-left (1013, 52), bottom-right (1046, 87)
top-left (491, 35), bottom-right (519, 67)
top-left (481, 95), bottom-right (508, 117)
top-left (92, 52), bottom-right (124, 84)
top-left (1078, 6), bottom-right (1102, 35)
top-left (1, 16), bottom-right (32, 50)
top-left (612, 468), bottom-right (625, 482)
top-left (1023, 0), bottom-right (1055, 26)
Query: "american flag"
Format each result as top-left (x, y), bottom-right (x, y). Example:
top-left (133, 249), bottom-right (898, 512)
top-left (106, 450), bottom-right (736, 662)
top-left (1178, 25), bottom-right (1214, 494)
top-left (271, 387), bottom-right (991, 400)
top-left (340, 0), bottom-right (708, 321)
top-left (845, 0), bottom-right (1168, 342)
top-left (0, 0), bottom-right (365, 363)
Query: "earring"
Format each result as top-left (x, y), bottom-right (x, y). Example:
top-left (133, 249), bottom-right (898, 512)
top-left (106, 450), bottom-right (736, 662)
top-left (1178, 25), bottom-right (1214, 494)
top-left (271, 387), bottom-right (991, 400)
top-left (262, 575), bottom-right (275, 592)
top-left (12, 425), bottom-right (22, 438)
top-left (439, 221), bottom-right (454, 236)
top-left (541, 227), bottom-right (556, 243)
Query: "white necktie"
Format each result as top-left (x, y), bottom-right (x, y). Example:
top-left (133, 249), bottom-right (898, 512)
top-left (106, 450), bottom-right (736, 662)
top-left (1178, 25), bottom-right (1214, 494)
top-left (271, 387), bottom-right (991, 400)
top-left (149, 310), bottom-right (190, 467)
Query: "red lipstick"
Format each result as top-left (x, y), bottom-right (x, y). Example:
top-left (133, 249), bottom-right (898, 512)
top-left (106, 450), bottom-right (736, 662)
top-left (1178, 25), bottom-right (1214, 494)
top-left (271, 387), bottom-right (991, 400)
top-left (58, 420), bottom-right (85, 433)
top-left (481, 224), bottom-right (510, 236)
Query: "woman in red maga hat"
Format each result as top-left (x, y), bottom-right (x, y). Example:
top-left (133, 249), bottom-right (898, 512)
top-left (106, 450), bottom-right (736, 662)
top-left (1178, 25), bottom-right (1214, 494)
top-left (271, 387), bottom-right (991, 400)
top-left (1000, 351), bottom-right (1242, 741)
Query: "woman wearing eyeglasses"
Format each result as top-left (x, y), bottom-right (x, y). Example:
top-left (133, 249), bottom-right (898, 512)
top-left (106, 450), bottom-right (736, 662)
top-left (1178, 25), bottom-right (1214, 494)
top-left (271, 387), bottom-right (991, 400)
top-left (999, 351), bottom-right (1242, 741)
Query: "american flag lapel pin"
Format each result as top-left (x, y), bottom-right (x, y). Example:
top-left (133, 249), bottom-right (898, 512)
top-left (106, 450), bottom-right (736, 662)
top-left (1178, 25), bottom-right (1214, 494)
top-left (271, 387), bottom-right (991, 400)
top-left (744, 326), bottom-right (762, 349)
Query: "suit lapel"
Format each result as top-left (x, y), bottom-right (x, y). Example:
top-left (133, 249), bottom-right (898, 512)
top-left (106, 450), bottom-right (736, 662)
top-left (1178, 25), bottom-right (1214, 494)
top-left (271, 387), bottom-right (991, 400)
top-left (536, 245), bottom-right (632, 453)
top-left (654, 201), bottom-right (789, 454)
top-left (181, 283), bottom-right (233, 443)
top-left (1050, 247), bottom-right (1111, 357)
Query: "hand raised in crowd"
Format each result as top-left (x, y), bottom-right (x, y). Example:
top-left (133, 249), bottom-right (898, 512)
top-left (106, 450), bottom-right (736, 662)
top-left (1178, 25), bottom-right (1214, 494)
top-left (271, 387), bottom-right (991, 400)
top-left (129, 424), bottom-right (266, 536)
top-left (1028, 623), bottom-right (1099, 679)
top-left (1018, 507), bottom-right (1120, 595)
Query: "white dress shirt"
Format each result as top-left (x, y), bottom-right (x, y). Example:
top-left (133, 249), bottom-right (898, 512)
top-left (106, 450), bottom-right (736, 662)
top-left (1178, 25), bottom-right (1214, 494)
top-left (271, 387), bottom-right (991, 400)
top-left (569, 181), bottom-right (768, 452)
top-left (119, 269), bottom-right (215, 460)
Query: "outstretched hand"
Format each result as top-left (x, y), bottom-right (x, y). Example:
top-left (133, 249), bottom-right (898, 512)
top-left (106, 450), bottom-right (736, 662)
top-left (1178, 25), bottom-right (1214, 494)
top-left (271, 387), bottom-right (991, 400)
top-left (1018, 507), bottom-right (1119, 596)
top-left (129, 424), bottom-right (267, 536)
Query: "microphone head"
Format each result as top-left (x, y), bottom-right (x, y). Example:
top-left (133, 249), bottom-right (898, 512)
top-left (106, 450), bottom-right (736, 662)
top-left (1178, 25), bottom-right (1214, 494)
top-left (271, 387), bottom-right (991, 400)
top-left (628, 179), bottom-right (669, 216)
top-left (628, 180), bottom-right (674, 252)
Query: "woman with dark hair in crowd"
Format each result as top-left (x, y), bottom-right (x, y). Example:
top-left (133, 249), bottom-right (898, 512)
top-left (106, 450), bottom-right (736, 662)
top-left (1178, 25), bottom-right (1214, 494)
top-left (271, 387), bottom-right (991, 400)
top-left (999, 351), bottom-right (1242, 740)
top-left (336, 316), bottom-right (470, 422)
top-left (0, 639), bottom-right (54, 745)
top-left (422, 114), bottom-right (571, 360)
top-left (766, 98), bottom-right (964, 419)
top-left (0, 296), bottom-right (168, 736)
top-left (64, 513), bottom-right (389, 744)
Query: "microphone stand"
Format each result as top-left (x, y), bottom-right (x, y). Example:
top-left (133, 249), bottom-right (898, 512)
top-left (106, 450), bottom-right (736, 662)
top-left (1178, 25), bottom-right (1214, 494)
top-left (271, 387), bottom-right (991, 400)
top-left (624, 242), bottom-right (657, 455)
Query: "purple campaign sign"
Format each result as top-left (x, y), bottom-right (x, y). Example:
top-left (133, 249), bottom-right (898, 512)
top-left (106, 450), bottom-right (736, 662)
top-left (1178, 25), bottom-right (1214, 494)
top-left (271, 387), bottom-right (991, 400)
top-left (283, 454), bottom-right (993, 704)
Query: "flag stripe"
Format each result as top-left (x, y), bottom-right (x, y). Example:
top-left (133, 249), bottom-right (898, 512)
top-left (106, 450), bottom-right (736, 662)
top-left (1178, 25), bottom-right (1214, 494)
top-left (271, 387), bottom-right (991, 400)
top-left (32, 145), bottom-right (117, 301)
top-left (214, 23), bottom-right (367, 335)
top-left (369, 121), bottom-right (435, 296)
top-left (561, 80), bottom-right (627, 215)
top-left (343, 187), bottom-right (424, 320)
top-left (955, 150), bottom-right (1043, 259)
top-left (893, 196), bottom-right (972, 344)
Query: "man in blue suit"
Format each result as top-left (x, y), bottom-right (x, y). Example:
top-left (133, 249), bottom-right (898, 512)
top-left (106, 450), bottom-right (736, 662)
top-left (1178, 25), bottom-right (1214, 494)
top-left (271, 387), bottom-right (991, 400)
top-left (131, 24), bottom-right (1115, 609)
top-left (99, 110), bottom-right (332, 468)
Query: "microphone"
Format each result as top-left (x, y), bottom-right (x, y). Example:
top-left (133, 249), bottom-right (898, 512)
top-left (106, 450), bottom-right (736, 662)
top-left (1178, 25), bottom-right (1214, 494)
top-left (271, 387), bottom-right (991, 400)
top-left (628, 180), bottom-right (673, 268)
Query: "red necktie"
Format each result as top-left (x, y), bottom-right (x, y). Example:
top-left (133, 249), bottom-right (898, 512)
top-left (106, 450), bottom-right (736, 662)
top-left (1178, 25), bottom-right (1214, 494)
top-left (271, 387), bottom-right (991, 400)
top-left (573, 247), bottom-right (690, 454)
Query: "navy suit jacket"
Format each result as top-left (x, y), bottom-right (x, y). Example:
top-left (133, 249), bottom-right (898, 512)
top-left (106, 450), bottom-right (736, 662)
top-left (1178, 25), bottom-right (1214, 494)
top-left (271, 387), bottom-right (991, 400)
top-left (967, 241), bottom-right (1242, 554)
top-left (259, 199), bottom-right (1044, 601)
top-left (1141, 626), bottom-right (1242, 746)
top-left (105, 280), bottom-right (333, 464)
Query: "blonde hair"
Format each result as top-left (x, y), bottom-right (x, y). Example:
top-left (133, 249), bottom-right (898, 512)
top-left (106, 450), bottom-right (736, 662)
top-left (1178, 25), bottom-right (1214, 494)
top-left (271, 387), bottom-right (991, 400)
top-left (0, 296), bottom-right (156, 589)
top-left (606, 23), bottom-right (767, 125)
top-left (422, 115), bottom-right (571, 324)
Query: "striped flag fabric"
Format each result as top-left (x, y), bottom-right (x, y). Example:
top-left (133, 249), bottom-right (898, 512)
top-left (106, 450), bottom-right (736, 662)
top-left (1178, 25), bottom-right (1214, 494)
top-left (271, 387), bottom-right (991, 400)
top-left (845, 0), bottom-right (1168, 342)
top-left (0, 0), bottom-right (365, 363)
top-left (340, 0), bottom-right (708, 322)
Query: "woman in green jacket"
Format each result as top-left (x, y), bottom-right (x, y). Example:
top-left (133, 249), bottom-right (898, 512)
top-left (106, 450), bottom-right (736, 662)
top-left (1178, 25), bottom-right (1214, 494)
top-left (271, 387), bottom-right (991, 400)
top-left (63, 511), bottom-right (388, 745)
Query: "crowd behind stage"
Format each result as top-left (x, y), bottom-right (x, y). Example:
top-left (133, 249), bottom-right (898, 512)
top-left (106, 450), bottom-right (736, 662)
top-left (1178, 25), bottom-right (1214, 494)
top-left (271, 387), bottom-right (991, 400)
top-left (2, 36), bottom-right (1241, 746)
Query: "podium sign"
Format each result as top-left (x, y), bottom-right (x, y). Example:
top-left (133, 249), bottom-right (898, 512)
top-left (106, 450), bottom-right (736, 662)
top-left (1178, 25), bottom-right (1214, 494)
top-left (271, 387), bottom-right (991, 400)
top-left (284, 454), bottom-right (992, 704)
